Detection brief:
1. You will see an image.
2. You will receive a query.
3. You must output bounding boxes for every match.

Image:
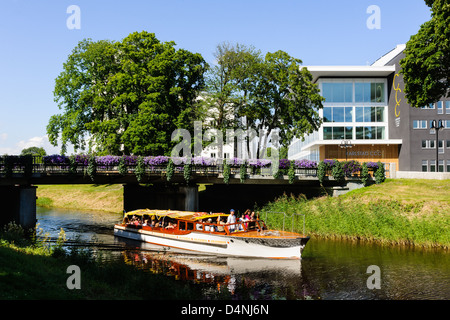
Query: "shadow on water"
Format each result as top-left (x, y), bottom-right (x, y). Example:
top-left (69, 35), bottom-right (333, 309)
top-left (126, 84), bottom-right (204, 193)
top-left (36, 207), bottom-right (450, 300)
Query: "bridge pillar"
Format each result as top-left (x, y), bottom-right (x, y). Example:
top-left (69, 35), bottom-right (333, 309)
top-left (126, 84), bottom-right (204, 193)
top-left (0, 185), bottom-right (37, 229)
top-left (123, 184), bottom-right (198, 212)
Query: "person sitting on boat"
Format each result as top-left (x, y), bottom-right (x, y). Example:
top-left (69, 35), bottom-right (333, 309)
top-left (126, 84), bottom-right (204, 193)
top-left (227, 209), bottom-right (237, 232)
top-left (165, 222), bottom-right (176, 230)
top-left (196, 220), bottom-right (203, 231)
top-left (216, 216), bottom-right (225, 232)
top-left (204, 218), bottom-right (214, 232)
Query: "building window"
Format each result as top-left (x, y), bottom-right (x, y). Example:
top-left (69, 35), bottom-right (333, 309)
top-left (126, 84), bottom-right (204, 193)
top-left (355, 126), bottom-right (385, 140)
top-left (439, 160), bottom-right (444, 172)
top-left (323, 106), bottom-right (353, 122)
top-left (439, 140), bottom-right (444, 154)
top-left (430, 160), bottom-right (436, 172)
top-left (437, 101), bottom-right (443, 114)
top-left (422, 160), bottom-right (428, 172)
top-left (355, 106), bottom-right (385, 122)
top-left (444, 120), bottom-right (450, 129)
top-left (422, 140), bottom-right (436, 149)
top-left (413, 120), bottom-right (427, 129)
top-left (322, 83), bottom-right (353, 103)
top-left (323, 126), bottom-right (353, 140)
top-left (447, 140), bottom-right (450, 148)
top-left (355, 82), bottom-right (385, 103)
top-left (447, 160), bottom-right (450, 172)
top-left (421, 103), bottom-right (435, 109)
top-left (446, 101), bottom-right (450, 114)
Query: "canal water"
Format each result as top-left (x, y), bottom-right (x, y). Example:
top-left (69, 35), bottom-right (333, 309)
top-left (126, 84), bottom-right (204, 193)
top-left (36, 207), bottom-right (450, 300)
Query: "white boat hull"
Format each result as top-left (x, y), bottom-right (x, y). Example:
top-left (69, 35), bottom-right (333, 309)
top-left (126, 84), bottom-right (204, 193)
top-left (114, 225), bottom-right (308, 260)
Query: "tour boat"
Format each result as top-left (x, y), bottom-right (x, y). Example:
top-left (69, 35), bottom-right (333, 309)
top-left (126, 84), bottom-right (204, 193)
top-left (113, 209), bottom-right (310, 259)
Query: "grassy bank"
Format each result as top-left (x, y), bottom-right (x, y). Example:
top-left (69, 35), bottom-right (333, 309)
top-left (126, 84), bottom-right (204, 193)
top-left (0, 228), bottom-right (208, 300)
top-left (261, 179), bottom-right (450, 248)
top-left (37, 184), bottom-right (123, 213)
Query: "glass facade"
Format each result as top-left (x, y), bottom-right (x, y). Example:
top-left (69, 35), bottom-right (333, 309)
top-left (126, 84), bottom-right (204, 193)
top-left (321, 80), bottom-right (387, 141)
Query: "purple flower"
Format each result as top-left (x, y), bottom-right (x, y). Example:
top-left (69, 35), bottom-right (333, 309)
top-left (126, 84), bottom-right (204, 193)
top-left (366, 162), bottom-right (379, 170)
top-left (342, 160), bottom-right (362, 174)
top-left (323, 159), bottom-right (335, 168)
top-left (294, 159), bottom-right (317, 169)
top-left (193, 157), bottom-right (214, 166)
top-left (144, 156), bottom-right (169, 166)
top-left (43, 155), bottom-right (69, 165)
top-left (96, 155), bottom-right (121, 166)
top-left (248, 159), bottom-right (271, 168)
top-left (278, 159), bottom-right (290, 169)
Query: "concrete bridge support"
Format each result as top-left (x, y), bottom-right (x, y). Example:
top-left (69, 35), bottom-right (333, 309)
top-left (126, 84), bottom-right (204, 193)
top-left (123, 184), bottom-right (198, 213)
top-left (0, 185), bottom-right (37, 229)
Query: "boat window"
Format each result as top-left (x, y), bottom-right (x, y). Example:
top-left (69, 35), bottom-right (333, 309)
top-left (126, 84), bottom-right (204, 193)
top-left (179, 221), bottom-right (186, 231)
top-left (187, 222), bottom-right (194, 231)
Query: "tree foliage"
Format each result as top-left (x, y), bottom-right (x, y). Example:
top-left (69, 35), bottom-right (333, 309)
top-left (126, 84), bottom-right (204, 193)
top-left (48, 31), bottom-right (208, 155)
top-left (203, 43), bottom-right (323, 159)
top-left (400, 0), bottom-right (450, 107)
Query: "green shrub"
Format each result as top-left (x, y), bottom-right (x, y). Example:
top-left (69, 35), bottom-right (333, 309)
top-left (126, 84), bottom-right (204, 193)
top-left (331, 160), bottom-right (345, 184)
top-left (375, 161), bottom-right (386, 184)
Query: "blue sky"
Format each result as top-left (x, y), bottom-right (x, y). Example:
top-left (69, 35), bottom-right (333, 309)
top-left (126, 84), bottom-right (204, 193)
top-left (0, 0), bottom-right (431, 155)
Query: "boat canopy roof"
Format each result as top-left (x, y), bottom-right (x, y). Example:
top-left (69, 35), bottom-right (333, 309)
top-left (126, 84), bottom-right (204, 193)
top-left (124, 209), bottom-right (229, 221)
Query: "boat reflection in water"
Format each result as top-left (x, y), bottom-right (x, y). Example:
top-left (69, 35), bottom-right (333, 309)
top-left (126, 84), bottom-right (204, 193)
top-left (114, 237), bottom-right (318, 299)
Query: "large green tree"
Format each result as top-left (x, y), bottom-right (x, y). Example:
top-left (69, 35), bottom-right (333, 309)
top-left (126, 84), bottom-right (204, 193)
top-left (203, 44), bottom-right (323, 159)
top-left (48, 31), bottom-right (208, 155)
top-left (400, 0), bottom-right (450, 107)
top-left (202, 42), bottom-right (263, 157)
top-left (242, 50), bottom-right (324, 158)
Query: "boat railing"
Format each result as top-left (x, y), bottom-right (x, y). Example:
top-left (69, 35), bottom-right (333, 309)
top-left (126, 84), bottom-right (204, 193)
top-left (263, 211), bottom-right (306, 235)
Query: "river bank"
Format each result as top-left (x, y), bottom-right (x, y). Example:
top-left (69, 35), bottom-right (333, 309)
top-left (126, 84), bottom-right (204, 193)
top-left (36, 179), bottom-right (450, 248)
top-left (262, 179), bottom-right (449, 249)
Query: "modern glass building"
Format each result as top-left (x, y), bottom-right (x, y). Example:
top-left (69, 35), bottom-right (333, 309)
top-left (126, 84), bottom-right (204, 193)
top-left (288, 44), bottom-right (450, 173)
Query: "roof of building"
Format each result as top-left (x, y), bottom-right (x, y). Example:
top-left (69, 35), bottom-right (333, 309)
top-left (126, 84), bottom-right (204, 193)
top-left (304, 44), bottom-right (406, 82)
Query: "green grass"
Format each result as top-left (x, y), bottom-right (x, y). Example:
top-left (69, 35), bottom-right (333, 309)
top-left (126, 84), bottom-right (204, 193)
top-left (0, 238), bottom-right (206, 300)
top-left (261, 179), bottom-right (450, 249)
top-left (36, 184), bottom-right (123, 213)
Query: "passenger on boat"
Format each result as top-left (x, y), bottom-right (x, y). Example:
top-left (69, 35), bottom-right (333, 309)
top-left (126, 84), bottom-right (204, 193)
top-left (227, 209), bottom-right (237, 232)
top-left (196, 220), bottom-right (203, 230)
top-left (204, 218), bottom-right (214, 232)
top-left (165, 222), bottom-right (176, 229)
top-left (216, 216), bottom-right (225, 232)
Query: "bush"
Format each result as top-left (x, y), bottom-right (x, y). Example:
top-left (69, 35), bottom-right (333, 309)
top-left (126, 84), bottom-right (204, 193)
top-left (239, 163), bottom-right (247, 183)
top-left (183, 161), bottom-right (192, 184)
top-left (166, 159), bottom-right (174, 182)
top-left (118, 156), bottom-right (127, 175)
top-left (331, 160), bottom-right (345, 184)
top-left (288, 160), bottom-right (295, 184)
top-left (223, 163), bottom-right (231, 184)
top-left (361, 162), bottom-right (370, 186)
top-left (135, 156), bottom-right (145, 182)
top-left (87, 155), bottom-right (97, 181)
top-left (375, 161), bottom-right (386, 184)
top-left (317, 161), bottom-right (326, 184)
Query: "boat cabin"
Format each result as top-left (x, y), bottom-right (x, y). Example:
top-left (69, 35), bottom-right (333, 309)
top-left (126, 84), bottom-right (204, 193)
top-left (121, 209), bottom-right (267, 236)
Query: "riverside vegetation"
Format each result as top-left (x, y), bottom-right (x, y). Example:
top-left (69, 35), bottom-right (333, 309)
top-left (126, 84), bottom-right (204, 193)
top-left (262, 179), bottom-right (449, 249)
top-left (0, 222), bottom-right (222, 299)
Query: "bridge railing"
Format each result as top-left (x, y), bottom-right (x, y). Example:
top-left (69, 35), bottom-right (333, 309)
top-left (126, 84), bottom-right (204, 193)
top-left (0, 155), bottom-right (320, 177)
top-left (1, 155), bottom-right (387, 181)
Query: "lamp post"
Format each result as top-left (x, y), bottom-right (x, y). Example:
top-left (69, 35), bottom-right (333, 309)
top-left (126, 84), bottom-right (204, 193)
top-left (431, 119), bottom-right (444, 172)
top-left (340, 140), bottom-right (353, 161)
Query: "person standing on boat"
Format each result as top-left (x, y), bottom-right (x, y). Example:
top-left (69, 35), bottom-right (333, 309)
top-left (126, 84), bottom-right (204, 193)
top-left (227, 209), bottom-right (237, 232)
